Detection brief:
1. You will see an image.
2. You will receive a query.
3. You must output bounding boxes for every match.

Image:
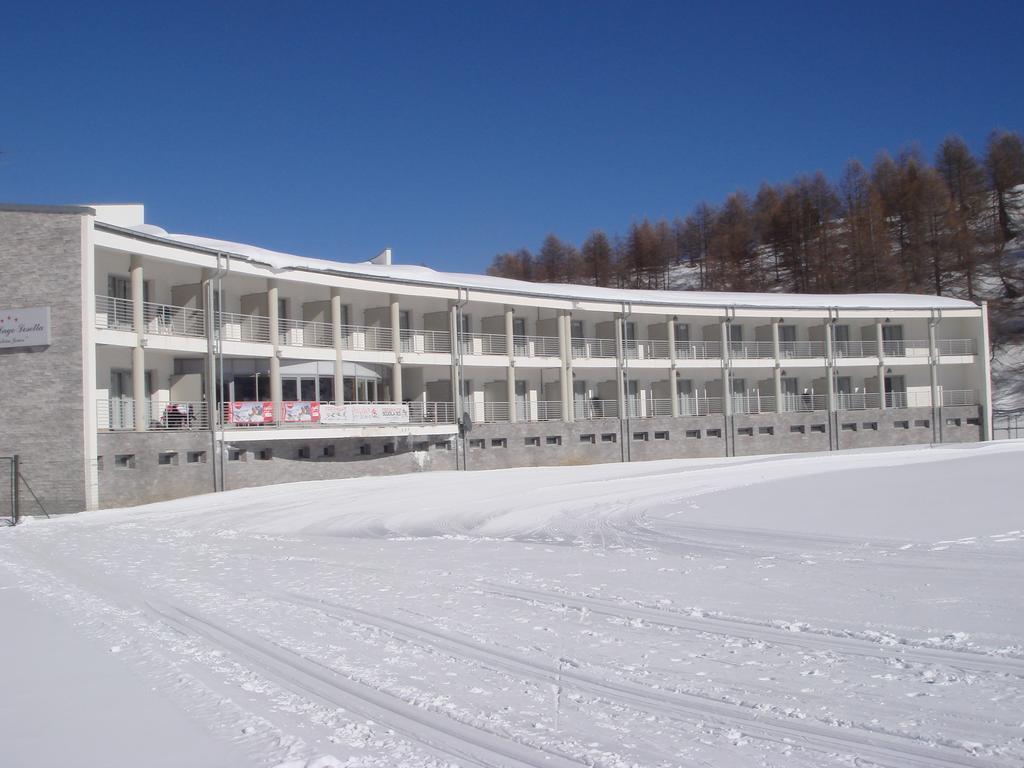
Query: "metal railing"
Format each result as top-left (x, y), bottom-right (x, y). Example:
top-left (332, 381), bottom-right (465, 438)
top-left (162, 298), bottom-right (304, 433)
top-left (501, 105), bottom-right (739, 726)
top-left (625, 340), bottom-right (672, 359)
top-left (536, 401), bottom-right (564, 421)
top-left (882, 339), bottom-right (930, 357)
top-left (466, 401), bottom-right (510, 422)
top-left (674, 340), bottom-right (722, 360)
top-left (461, 333), bottom-right (508, 356)
top-left (98, 399), bottom-right (209, 431)
top-left (779, 393), bottom-right (827, 412)
top-left (574, 399), bottom-right (619, 418)
top-left (732, 393), bottom-right (778, 414)
top-left (941, 389), bottom-right (975, 406)
top-left (217, 311), bottom-right (272, 343)
top-left (513, 335), bottom-right (561, 357)
top-left (571, 337), bottom-right (617, 359)
top-left (95, 295), bottom-right (135, 331)
top-left (938, 339), bottom-right (974, 356)
top-left (339, 324), bottom-right (393, 352)
top-left (836, 392), bottom-right (882, 410)
top-left (278, 317), bottom-right (334, 348)
top-left (779, 340), bottom-right (825, 358)
top-left (143, 300), bottom-right (206, 338)
top-left (409, 401), bottom-right (456, 424)
top-left (727, 341), bottom-right (775, 359)
top-left (401, 329), bottom-right (452, 354)
top-left (833, 340), bottom-right (878, 358)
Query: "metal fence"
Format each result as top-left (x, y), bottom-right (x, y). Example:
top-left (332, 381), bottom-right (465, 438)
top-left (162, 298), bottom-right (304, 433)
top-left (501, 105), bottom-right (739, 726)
top-left (0, 456), bottom-right (49, 524)
top-left (994, 412), bottom-right (1024, 440)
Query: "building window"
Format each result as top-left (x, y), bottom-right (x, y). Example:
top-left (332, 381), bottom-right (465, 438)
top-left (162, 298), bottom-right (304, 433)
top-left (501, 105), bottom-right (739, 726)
top-left (187, 451), bottom-right (206, 464)
top-left (706, 428), bottom-right (722, 438)
top-left (737, 427), bottom-right (753, 437)
top-left (114, 454), bottom-right (135, 469)
top-left (633, 431), bottom-right (649, 441)
top-left (228, 449), bottom-right (245, 462)
top-left (434, 440), bottom-right (452, 450)
top-left (257, 448), bottom-right (273, 461)
top-left (914, 419), bottom-right (930, 428)
top-left (297, 446), bottom-right (311, 459)
top-left (654, 431), bottom-right (669, 440)
top-left (685, 429), bottom-right (700, 438)
top-left (525, 436), bottom-right (540, 446)
top-left (945, 418), bottom-right (961, 427)
top-left (841, 423), bottom-right (857, 431)
top-left (601, 433), bottom-right (617, 443)
top-left (383, 442), bottom-right (396, 454)
top-left (863, 422), bottom-right (878, 431)
top-left (790, 425), bottom-right (805, 434)
top-left (359, 444), bottom-right (371, 455)
top-left (158, 452), bottom-right (178, 466)
top-left (579, 434), bottom-right (595, 444)
top-left (966, 417), bottom-right (980, 426)
top-left (469, 438), bottom-right (485, 449)
top-left (810, 424), bottom-right (826, 433)
top-left (894, 420), bottom-right (910, 429)
top-left (323, 444), bottom-right (337, 457)
top-left (491, 438), bottom-right (507, 448)
top-left (758, 426), bottom-right (774, 435)
top-left (545, 435), bottom-right (562, 446)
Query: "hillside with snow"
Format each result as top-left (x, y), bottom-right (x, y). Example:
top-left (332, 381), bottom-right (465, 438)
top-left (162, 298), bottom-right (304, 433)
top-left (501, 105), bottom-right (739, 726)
top-left (2, 442), bottom-right (1023, 768)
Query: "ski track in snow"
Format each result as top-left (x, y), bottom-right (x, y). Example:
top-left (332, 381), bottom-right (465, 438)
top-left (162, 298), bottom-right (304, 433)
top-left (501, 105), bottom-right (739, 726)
top-left (2, 442), bottom-right (1023, 767)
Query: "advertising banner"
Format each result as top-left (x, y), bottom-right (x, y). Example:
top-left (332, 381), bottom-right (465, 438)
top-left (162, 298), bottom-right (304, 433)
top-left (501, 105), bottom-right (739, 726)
top-left (283, 401), bottom-right (321, 423)
top-left (230, 401), bottom-right (274, 424)
top-left (0, 307), bottom-right (50, 349)
top-left (320, 403), bottom-right (410, 425)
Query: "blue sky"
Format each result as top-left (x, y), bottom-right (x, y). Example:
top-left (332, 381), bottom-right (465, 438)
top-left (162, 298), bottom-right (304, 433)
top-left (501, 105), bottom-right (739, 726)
top-left (2, 1), bottom-right (1022, 272)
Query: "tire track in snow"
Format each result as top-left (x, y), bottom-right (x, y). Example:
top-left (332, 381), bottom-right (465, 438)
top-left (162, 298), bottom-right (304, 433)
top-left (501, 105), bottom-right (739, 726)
top-left (482, 582), bottom-right (1024, 678)
top-left (282, 592), bottom-right (1005, 768)
top-left (145, 601), bottom-right (587, 768)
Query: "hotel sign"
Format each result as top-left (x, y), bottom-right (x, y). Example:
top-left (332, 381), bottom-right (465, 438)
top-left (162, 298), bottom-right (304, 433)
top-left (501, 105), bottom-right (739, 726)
top-left (0, 307), bottom-right (51, 349)
top-left (320, 403), bottom-right (410, 425)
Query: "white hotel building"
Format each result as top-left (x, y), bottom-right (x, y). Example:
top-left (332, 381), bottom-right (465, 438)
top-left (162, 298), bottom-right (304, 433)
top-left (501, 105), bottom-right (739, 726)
top-left (0, 203), bottom-right (993, 513)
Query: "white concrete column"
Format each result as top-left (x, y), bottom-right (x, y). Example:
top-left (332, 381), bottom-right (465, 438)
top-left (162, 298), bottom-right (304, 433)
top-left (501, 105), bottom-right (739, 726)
top-left (928, 311), bottom-right (940, 439)
top-left (267, 280), bottom-right (281, 420)
top-left (979, 302), bottom-right (993, 441)
top-left (876, 319), bottom-right (886, 410)
top-left (562, 311), bottom-right (574, 422)
top-left (615, 314), bottom-right (626, 419)
top-left (772, 320), bottom-right (783, 414)
top-left (390, 294), bottom-right (403, 404)
top-left (331, 288), bottom-right (344, 403)
top-left (557, 310), bottom-right (569, 421)
top-left (720, 319), bottom-right (732, 418)
top-left (825, 320), bottom-right (835, 414)
top-left (505, 306), bottom-right (516, 422)
top-left (667, 317), bottom-right (679, 417)
top-left (130, 255), bottom-right (147, 432)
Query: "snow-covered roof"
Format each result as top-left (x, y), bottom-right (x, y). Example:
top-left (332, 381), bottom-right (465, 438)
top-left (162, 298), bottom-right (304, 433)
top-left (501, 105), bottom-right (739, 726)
top-left (126, 226), bottom-right (978, 312)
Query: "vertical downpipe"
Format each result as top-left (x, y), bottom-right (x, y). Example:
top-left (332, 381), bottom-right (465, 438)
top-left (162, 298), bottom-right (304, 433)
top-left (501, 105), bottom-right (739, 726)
top-left (929, 309), bottom-right (941, 444)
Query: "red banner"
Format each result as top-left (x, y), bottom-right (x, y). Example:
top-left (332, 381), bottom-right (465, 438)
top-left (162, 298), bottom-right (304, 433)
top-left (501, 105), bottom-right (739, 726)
top-left (282, 401), bottom-right (321, 423)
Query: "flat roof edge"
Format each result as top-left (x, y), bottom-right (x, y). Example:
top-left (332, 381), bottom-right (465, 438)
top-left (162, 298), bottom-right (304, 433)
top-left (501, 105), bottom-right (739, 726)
top-left (0, 202), bottom-right (96, 215)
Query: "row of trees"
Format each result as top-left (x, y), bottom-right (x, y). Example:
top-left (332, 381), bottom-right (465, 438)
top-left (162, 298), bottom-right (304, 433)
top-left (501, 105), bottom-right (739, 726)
top-left (487, 130), bottom-right (1024, 303)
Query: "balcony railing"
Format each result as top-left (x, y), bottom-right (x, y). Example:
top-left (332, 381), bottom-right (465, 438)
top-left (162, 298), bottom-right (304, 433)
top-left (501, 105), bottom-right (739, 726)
top-left (401, 329), bottom-right (452, 354)
top-left (217, 311), bottom-right (272, 343)
top-left (779, 393), bottom-right (827, 412)
top-left (727, 341), bottom-right (775, 359)
top-left (513, 335), bottom-right (561, 358)
top-left (674, 340), bottom-right (722, 360)
top-left (278, 317), bottom-right (334, 348)
top-left (575, 399), bottom-right (619, 418)
top-left (99, 399), bottom-right (209, 431)
top-left (571, 337), bottom-right (617, 359)
top-left (779, 340), bottom-right (825, 358)
top-left (942, 389), bottom-right (975, 406)
top-left (732, 393), bottom-right (779, 414)
top-left (882, 339), bottom-right (930, 357)
top-left (466, 401), bottom-right (510, 423)
top-left (461, 333), bottom-right (508, 356)
top-left (836, 392), bottom-right (882, 410)
top-left (95, 295), bottom-right (135, 331)
top-left (536, 401), bottom-right (564, 421)
top-left (409, 401), bottom-right (456, 424)
top-left (938, 339), bottom-right (974, 356)
top-left (143, 300), bottom-right (206, 338)
top-left (834, 340), bottom-right (878, 358)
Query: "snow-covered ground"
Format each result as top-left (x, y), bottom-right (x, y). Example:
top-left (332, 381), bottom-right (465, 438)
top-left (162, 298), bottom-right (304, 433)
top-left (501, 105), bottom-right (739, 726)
top-left (2, 442), bottom-right (1023, 768)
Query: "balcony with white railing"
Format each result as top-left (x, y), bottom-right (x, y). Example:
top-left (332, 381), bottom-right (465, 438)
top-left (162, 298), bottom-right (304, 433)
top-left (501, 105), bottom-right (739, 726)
top-left (941, 389), bottom-right (976, 406)
top-left (835, 392), bottom-right (882, 410)
top-left (882, 339), bottom-right (930, 358)
top-left (513, 335), bottom-right (561, 358)
top-left (779, 340), bottom-right (826, 359)
top-left (461, 333), bottom-right (508, 356)
top-left (466, 401), bottom-right (510, 423)
top-left (833, 340), bottom-right (879, 358)
top-left (401, 329), bottom-right (451, 354)
top-left (536, 401), bottom-right (564, 421)
top-left (571, 337), bottom-right (617, 359)
top-left (574, 399), bottom-right (619, 419)
top-left (217, 311), bottom-right (272, 344)
top-left (143, 300), bottom-right (205, 338)
top-left (98, 399), bottom-right (209, 431)
top-left (938, 339), bottom-right (974, 356)
top-left (624, 340), bottom-right (671, 359)
top-left (278, 317), bottom-right (334, 348)
top-left (339, 324), bottom-right (394, 352)
top-left (778, 393), bottom-right (827, 413)
top-left (674, 340), bottom-right (722, 360)
top-left (95, 295), bottom-right (135, 331)
top-left (727, 341), bottom-right (775, 359)
top-left (732, 393), bottom-right (779, 414)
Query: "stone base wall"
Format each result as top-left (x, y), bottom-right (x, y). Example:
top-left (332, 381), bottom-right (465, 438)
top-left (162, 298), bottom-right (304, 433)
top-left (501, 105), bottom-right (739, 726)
top-left (94, 406), bottom-right (984, 510)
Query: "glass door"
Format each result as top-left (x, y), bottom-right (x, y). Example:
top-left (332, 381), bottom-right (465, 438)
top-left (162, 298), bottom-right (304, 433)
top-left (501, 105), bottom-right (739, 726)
top-left (884, 374), bottom-right (906, 408)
